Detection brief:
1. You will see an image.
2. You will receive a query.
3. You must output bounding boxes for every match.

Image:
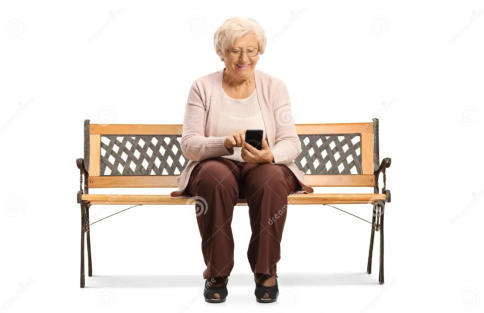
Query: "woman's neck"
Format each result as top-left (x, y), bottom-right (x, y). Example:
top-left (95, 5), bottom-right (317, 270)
top-left (223, 68), bottom-right (255, 91)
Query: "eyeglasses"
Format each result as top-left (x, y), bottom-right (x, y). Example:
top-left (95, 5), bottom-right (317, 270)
top-left (227, 47), bottom-right (259, 58)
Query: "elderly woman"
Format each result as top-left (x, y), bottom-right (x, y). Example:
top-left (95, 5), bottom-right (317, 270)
top-left (170, 17), bottom-right (313, 303)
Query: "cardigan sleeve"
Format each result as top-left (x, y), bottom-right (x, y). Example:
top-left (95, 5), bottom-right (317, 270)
top-left (180, 81), bottom-right (233, 161)
top-left (270, 81), bottom-right (302, 164)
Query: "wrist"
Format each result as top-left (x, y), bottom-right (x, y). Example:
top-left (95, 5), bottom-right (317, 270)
top-left (224, 143), bottom-right (233, 154)
top-left (266, 150), bottom-right (274, 163)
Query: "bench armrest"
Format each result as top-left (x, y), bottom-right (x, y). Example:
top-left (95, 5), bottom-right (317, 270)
top-left (76, 158), bottom-right (89, 203)
top-left (374, 157), bottom-right (391, 203)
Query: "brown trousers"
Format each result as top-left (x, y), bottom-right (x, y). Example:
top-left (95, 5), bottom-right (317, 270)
top-left (183, 156), bottom-right (301, 279)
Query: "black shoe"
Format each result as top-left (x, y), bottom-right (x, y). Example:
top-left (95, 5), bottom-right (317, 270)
top-left (254, 274), bottom-right (279, 303)
top-left (204, 276), bottom-right (228, 303)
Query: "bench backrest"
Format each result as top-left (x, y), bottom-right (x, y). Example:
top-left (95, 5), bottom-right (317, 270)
top-left (83, 118), bottom-right (380, 188)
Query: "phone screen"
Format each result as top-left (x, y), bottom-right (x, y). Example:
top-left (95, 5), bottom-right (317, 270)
top-left (245, 129), bottom-right (263, 150)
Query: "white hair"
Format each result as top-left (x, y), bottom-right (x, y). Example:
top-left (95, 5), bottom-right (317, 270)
top-left (214, 16), bottom-right (267, 60)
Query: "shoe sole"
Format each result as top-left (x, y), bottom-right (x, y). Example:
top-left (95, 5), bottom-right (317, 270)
top-left (256, 297), bottom-right (278, 303)
top-left (205, 298), bottom-right (226, 303)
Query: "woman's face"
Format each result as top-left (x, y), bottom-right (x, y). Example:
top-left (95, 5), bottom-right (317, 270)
top-left (223, 32), bottom-right (260, 81)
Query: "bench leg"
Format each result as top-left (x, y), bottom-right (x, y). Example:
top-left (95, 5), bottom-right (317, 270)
top-left (80, 203), bottom-right (86, 288)
top-left (367, 201), bottom-right (385, 284)
top-left (86, 204), bottom-right (93, 277)
top-left (366, 204), bottom-right (377, 274)
top-left (379, 203), bottom-right (385, 284)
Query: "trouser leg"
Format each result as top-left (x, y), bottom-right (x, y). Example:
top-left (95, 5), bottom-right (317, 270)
top-left (241, 162), bottom-right (300, 277)
top-left (185, 157), bottom-right (240, 279)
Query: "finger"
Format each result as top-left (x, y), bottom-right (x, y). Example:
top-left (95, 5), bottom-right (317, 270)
top-left (233, 133), bottom-right (240, 147)
top-left (243, 146), bottom-right (257, 159)
top-left (240, 130), bottom-right (246, 145)
top-left (241, 148), bottom-right (247, 161)
top-left (233, 131), bottom-right (240, 146)
top-left (244, 141), bottom-right (258, 154)
top-left (261, 138), bottom-right (269, 149)
top-left (237, 132), bottom-right (244, 146)
top-left (242, 148), bottom-right (255, 162)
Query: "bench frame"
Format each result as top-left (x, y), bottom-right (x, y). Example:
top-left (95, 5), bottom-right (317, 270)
top-left (76, 118), bottom-right (391, 288)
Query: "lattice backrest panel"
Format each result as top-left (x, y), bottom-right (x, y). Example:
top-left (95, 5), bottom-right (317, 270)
top-left (295, 134), bottom-right (361, 175)
top-left (96, 134), bottom-right (363, 176)
top-left (100, 135), bottom-right (185, 176)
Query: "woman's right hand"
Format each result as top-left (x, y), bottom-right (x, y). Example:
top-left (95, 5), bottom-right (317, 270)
top-left (224, 130), bottom-right (246, 153)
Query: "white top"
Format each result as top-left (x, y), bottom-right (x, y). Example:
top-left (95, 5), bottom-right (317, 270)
top-left (208, 87), bottom-right (266, 162)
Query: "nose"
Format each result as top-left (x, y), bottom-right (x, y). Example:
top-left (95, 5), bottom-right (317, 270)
top-left (239, 52), bottom-right (249, 63)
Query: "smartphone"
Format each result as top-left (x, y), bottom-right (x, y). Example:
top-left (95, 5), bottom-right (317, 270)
top-left (245, 129), bottom-right (263, 150)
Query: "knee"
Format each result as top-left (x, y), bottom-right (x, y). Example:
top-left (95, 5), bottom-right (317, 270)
top-left (195, 159), bottom-right (238, 195)
top-left (244, 164), bottom-right (290, 198)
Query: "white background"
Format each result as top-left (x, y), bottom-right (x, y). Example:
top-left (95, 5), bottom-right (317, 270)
top-left (1, 0), bottom-right (483, 312)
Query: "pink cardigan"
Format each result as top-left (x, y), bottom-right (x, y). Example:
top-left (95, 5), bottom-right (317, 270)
top-left (170, 68), bottom-right (314, 197)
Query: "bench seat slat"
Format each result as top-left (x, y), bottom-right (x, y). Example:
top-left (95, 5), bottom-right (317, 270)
top-left (81, 193), bottom-right (386, 205)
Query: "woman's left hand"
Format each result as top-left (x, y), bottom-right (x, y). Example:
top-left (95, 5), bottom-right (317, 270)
top-left (241, 138), bottom-right (274, 163)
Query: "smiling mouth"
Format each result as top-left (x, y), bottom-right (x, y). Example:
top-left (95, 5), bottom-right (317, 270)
top-left (237, 64), bottom-right (250, 69)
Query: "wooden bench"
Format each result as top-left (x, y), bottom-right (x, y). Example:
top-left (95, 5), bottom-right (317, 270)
top-left (76, 118), bottom-right (391, 288)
